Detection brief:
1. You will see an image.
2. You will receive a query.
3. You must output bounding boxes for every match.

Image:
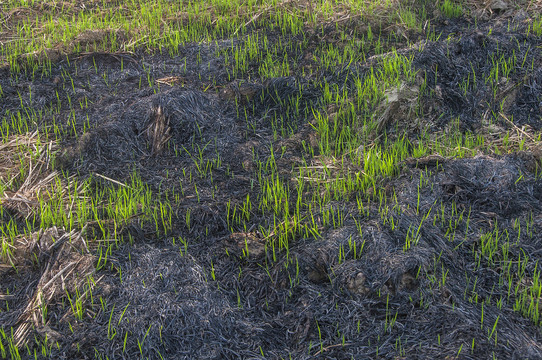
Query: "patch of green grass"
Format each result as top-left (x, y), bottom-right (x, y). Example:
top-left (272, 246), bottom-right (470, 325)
top-left (528, 15), bottom-right (542, 36)
top-left (439, 0), bottom-right (464, 18)
top-left (396, 7), bottom-right (422, 31)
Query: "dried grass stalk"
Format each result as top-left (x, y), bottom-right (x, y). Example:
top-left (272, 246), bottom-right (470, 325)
top-left (146, 105), bottom-right (171, 156)
top-left (12, 227), bottom-right (95, 347)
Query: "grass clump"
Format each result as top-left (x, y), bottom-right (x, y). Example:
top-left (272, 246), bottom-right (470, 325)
top-left (439, 0), bottom-right (464, 18)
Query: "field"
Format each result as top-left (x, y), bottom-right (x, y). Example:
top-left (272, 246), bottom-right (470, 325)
top-left (1, 0), bottom-right (542, 358)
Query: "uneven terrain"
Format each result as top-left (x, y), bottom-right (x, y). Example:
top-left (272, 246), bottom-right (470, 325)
top-left (1, 0), bottom-right (542, 359)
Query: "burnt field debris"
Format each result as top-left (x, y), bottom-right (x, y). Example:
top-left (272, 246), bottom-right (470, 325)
top-left (1, 0), bottom-right (542, 359)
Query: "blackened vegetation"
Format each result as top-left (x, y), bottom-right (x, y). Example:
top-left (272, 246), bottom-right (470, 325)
top-left (414, 20), bottom-right (542, 131)
top-left (2, 14), bottom-right (542, 360)
top-left (60, 88), bottom-right (239, 177)
top-left (440, 155), bottom-right (542, 217)
top-left (511, 68), bottom-right (542, 128)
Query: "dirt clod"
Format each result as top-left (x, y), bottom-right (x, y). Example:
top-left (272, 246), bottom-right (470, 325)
top-left (347, 272), bottom-right (370, 296)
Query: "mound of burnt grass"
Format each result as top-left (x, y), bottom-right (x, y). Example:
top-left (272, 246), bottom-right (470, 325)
top-left (413, 18), bottom-right (542, 132)
top-left (59, 88), bottom-right (238, 176)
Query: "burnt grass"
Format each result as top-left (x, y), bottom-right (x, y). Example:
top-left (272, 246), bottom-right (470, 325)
top-left (2, 11), bottom-right (542, 360)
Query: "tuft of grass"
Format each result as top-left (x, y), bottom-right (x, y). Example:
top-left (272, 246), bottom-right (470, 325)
top-left (528, 15), bottom-right (542, 37)
top-left (439, 0), bottom-right (464, 18)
